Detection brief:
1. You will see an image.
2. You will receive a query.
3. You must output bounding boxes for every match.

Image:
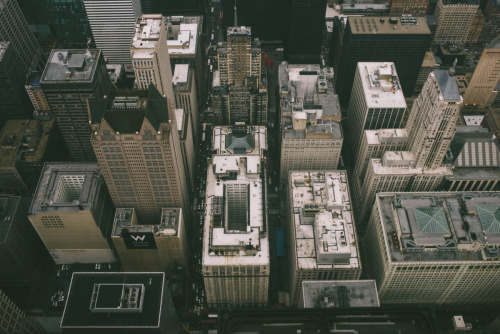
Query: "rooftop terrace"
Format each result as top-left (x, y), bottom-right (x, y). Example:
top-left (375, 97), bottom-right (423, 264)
top-left (41, 49), bottom-right (100, 82)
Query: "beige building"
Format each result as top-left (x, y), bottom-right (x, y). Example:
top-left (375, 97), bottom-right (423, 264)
top-left (173, 64), bottom-right (199, 143)
top-left (347, 62), bottom-right (406, 154)
top-left (89, 87), bottom-right (190, 224)
top-left (25, 72), bottom-right (50, 117)
top-left (202, 125), bottom-right (269, 307)
top-left (463, 35), bottom-right (500, 108)
top-left (365, 192), bottom-right (500, 304)
top-left (175, 108), bottom-right (196, 194)
top-left (279, 64), bottom-right (342, 186)
top-left (130, 14), bottom-right (175, 108)
top-left (433, 0), bottom-right (480, 44)
top-left (0, 290), bottom-right (46, 334)
top-left (28, 163), bottom-right (116, 264)
top-left (389, 0), bottom-right (429, 15)
top-left (112, 208), bottom-right (188, 273)
top-left (466, 9), bottom-right (485, 43)
top-left (286, 171), bottom-right (361, 306)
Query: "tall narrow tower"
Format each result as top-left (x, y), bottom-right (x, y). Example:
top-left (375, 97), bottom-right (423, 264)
top-left (406, 67), bottom-right (462, 169)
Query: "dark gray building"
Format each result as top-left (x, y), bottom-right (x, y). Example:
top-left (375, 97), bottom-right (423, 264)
top-left (333, 16), bottom-right (432, 107)
top-left (40, 49), bottom-right (111, 161)
top-left (61, 272), bottom-right (178, 334)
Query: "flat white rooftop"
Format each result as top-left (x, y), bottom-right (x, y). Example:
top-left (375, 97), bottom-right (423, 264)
top-left (167, 23), bottom-right (197, 56)
top-left (131, 15), bottom-right (162, 51)
top-left (172, 64), bottom-right (189, 85)
top-left (290, 171), bottom-right (360, 270)
top-left (358, 62), bottom-right (406, 109)
top-left (365, 128), bottom-right (407, 145)
top-left (371, 155), bottom-right (452, 175)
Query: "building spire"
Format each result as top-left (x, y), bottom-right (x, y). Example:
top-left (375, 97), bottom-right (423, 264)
top-left (448, 58), bottom-right (457, 77)
top-left (234, 0), bottom-right (238, 26)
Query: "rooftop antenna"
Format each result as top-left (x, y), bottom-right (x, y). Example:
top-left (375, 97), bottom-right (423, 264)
top-left (234, 0), bottom-right (238, 26)
top-left (448, 58), bottom-right (457, 77)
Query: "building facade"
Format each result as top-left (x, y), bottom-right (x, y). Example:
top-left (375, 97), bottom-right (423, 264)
top-left (83, 0), bottom-right (142, 65)
top-left (202, 125), bottom-right (269, 307)
top-left (365, 192), bottom-right (500, 304)
top-left (28, 163), bottom-right (116, 264)
top-left (389, 0), bottom-right (430, 15)
top-left (0, 196), bottom-right (44, 286)
top-left (173, 64), bottom-right (199, 146)
top-left (25, 72), bottom-right (51, 119)
top-left (463, 35), bottom-right (500, 109)
top-left (89, 87), bottom-right (190, 224)
top-left (112, 208), bottom-right (189, 273)
top-left (0, 290), bottom-right (46, 334)
top-left (40, 49), bottom-right (111, 161)
top-left (433, 0), bottom-right (480, 45)
top-left (286, 171), bottom-right (361, 306)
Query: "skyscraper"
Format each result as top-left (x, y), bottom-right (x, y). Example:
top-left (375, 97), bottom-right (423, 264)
top-left (365, 191), bottom-right (500, 304)
top-left (40, 49), bottom-right (111, 161)
top-left (285, 0), bottom-right (327, 63)
top-left (0, 0), bottom-right (44, 73)
top-left (130, 15), bottom-right (175, 108)
top-left (83, 0), bottom-right (142, 65)
top-left (213, 26), bottom-right (268, 125)
top-left (433, 0), bottom-right (480, 45)
top-left (0, 42), bottom-right (33, 125)
top-left (287, 171), bottom-right (361, 306)
top-left (333, 16), bottom-right (432, 106)
top-left (0, 196), bottom-right (44, 286)
top-left (28, 163), bottom-right (116, 264)
top-left (112, 208), bottom-right (189, 273)
top-left (89, 87), bottom-right (190, 224)
top-left (278, 64), bottom-right (343, 186)
top-left (347, 62), bottom-right (407, 154)
top-left (463, 35), bottom-right (500, 108)
top-left (0, 290), bottom-right (47, 334)
top-left (202, 125), bottom-right (269, 307)
top-left (389, 0), bottom-right (430, 15)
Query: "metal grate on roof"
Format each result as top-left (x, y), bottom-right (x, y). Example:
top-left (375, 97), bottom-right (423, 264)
top-left (414, 207), bottom-right (450, 234)
top-left (476, 205), bottom-right (500, 233)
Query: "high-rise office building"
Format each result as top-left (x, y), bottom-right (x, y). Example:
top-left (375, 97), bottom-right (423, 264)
top-left (441, 125), bottom-right (500, 191)
top-left (285, 0), bottom-right (327, 63)
top-left (175, 107), bottom-right (196, 194)
top-left (89, 87), bottom-right (190, 224)
top-left (28, 163), bottom-right (116, 264)
top-left (286, 171), bottom-right (361, 306)
top-left (347, 62), bottom-right (407, 153)
top-left (365, 191), bottom-right (500, 304)
top-left (389, 0), bottom-right (430, 15)
top-left (355, 69), bottom-right (461, 229)
top-left (83, 0), bottom-right (142, 65)
top-left (0, 290), bottom-right (47, 334)
top-left (479, 0), bottom-right (500, 44)
top-left (40, 49), bottom-right (111, 161)
top-left (112, 208), bottom-right (189, 273)
top-left (213, 26), bottom-right (268, 125)
top-left (414, 51), bottom-right (439, 93)
top-left (60, 272), bottom-right (178, 334)
top-left (0, 0), bottom-right (44, 73)
top-left (0, 196), bottom-right (44, 286)
top-left (482, 107), bottom-right (500, 144)
top-left (140, 0), bottom-right (203, 14)
top-left (433, 0), bottom-right (480, 45)
top-left (463, 35), bottom-right (500, 108)
top-left (202, 125), bottom-right (269, 307)
top-left (466, 8), bottom-right (485, 43)
top-left (334, 16), bottom-right (432, 106)
top-left (25, 72), bottom-right (51, 119)
top-left (42, 0), bottom-right (94, 48)
top-left (130, 15), bottom-right (175, 108)
top-left (0, 119), bottom-right (63, 195)
top-left (278, 64), bottom-right (343, 186)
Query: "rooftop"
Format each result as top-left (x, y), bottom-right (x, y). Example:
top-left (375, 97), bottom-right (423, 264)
top-left (213, 125), bottom-right (266, 156)
top-left (371, 154), bottom-right (452, 175)
top-left (422, 51), bottom-right (438, 68)
top-left (131, 15), bottom-right (163, 57)
top-left (227, 26), bottom-right (251, 36)
top-left (0, 196), bottom-right (22, 243)
top-left (434, 70), bottom-right (461, 101)
top-left (166, 21), bottom-right (198, 56)
top-left (290, 171), bottom-right (360, 270)
top-left (202, 126), bottom-right (269, 267)
top-left (302, 280), bottom-right (379, 308)
top-left (441, 0), bottom-right (480, 5)
top-left (61, 272), bottom-right (166, 328)
top-left (451, 126), bottom-right (500, 167)
top-left (172, 64), bottom-right (189, 85)
top-left (41, 49), bottom-right (100, 83)
top-left (357, 62), bottom-right (406, 109)
top-left (375, 192), bottom-right (500, 263)
top-left (365, 128), bottom-right (408, 145)
top-left (29, 163), bottom-right (103, 215)
top-left (349, 16), bottom-right (431, 35)
top-left (0, 119), bottom-right (54, 168)
top-left (113, 208), bottom-right (182, 238)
